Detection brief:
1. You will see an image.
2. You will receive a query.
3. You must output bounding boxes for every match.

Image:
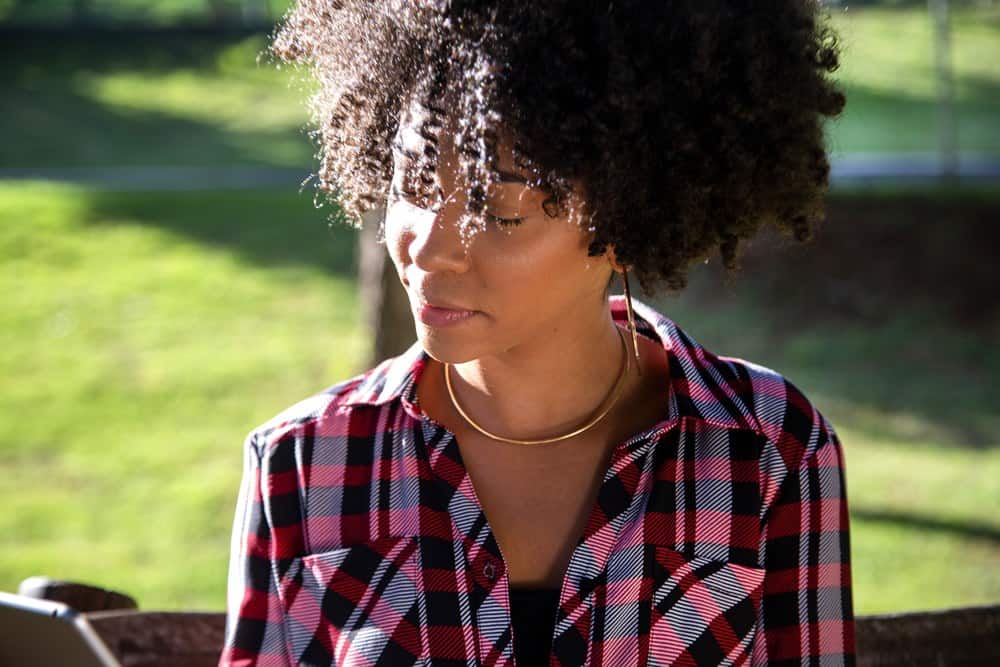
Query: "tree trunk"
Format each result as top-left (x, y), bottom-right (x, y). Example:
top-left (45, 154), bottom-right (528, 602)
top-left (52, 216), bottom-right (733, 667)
top-left (357, 206), bottom-right (416, 370)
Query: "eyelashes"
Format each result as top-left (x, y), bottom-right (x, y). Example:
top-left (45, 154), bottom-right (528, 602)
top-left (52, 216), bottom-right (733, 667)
top-left (388, 184), bottom-right (523, 227)
top-left (490, 214), bottom-right (524, 227)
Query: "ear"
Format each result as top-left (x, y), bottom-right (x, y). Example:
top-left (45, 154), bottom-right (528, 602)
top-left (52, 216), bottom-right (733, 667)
top-left (605, 244), bottom-right (627, 275)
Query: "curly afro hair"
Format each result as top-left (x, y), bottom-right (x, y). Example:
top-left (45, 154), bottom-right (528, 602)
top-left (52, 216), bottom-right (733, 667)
top-left (266, 0), bottom-right (846, 296)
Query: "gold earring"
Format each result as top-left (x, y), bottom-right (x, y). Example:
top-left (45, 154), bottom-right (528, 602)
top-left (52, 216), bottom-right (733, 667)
top-left (622, 265), bottom-right (641, 376)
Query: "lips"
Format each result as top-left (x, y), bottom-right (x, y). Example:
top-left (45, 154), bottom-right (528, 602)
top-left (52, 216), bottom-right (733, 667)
top-left (414, 294), bottom-right (480, 327)
top-left (417, 295), bottom-right (476, 313)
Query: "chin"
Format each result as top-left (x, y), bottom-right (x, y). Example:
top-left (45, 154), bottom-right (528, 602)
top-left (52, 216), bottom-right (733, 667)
top-left (416, 330), bottom-right (485, 365)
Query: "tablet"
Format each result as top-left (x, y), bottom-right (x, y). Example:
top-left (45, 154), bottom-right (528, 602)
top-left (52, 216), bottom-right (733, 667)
top-left (0, 591), bottom-right (122, 667)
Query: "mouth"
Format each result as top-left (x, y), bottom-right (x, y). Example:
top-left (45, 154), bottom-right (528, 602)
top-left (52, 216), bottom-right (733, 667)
top-left (414, 297), bottom-right (480, 327)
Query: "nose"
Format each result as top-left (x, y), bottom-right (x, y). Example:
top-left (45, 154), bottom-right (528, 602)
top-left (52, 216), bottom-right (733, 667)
top-left (407, 190), bottom-right (472, 275)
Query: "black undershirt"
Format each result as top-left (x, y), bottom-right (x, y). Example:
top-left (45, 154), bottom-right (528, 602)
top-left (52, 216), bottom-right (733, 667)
top-left (509, 585), bottom-right (561, 666)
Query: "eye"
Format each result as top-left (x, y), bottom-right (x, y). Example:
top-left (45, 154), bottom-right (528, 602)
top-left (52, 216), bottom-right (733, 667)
top-left (391, 183), bottom-right (522, 227)
top-left (488, 213), bottom-right (523, 227)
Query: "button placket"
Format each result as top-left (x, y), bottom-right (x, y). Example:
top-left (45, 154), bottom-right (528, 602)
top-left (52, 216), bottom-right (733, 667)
top-left (472, 551), bottom-right (504, 590)
top-left (461, 543), bottom-right (512, 666)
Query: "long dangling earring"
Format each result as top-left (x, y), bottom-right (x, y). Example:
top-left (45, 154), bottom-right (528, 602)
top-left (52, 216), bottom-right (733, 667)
top-left (622, 265), bottom-right (642, 376)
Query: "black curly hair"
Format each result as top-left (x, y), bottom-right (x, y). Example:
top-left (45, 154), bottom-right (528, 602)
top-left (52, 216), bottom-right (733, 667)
top-left (265, 0), bottom-right (845, 296)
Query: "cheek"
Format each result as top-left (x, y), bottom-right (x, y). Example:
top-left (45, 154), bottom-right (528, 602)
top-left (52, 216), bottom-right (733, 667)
top-left (382, 206), bottom-right (409, 279)
top-left (476, 227), bottom-right (591, 300)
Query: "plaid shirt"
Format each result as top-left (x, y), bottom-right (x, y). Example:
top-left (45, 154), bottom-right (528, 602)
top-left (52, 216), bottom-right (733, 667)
top-left (220, 295), bottom-right (855, 666)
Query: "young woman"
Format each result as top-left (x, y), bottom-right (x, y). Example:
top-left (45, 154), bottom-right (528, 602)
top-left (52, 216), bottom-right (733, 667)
top-left (220, 1), bottom-right (854, 665)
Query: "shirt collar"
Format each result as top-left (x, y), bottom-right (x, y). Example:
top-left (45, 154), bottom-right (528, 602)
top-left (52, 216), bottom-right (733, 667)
top-left (340, 295), bottom-right (761, 433)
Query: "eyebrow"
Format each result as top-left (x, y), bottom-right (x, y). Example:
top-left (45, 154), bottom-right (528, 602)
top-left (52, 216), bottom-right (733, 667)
top-left (392, 138), bottom-right (531, 186)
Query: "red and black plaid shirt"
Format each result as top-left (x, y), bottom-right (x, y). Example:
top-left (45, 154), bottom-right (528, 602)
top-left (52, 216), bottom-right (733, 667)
top-left (220, 295), bottom-right (855, 666)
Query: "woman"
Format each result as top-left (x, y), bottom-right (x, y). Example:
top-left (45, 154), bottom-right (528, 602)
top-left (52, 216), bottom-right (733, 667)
top-left (220, 1), bottom-right (854, 665)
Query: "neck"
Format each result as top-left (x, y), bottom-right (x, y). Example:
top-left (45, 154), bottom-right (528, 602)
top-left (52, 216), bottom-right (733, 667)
top-left (442, 296), bottom-right (638, 445)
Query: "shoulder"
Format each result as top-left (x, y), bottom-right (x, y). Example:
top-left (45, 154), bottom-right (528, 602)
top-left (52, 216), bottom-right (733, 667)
top-left (242, 341), bottom-right (428, 462)
top-left (724, 355), bottom-right (837, 455)
top-left (237, 354), bottom-right (421, 551)
top-left (634, 297), bottom-right (842, 489)
top-left (710, 352), bottom-right (843, 506)
top-left (243, 365), bottom-right (384, 462)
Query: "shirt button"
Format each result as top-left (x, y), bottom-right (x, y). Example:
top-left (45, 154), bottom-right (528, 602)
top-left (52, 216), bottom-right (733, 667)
top-left (483, 560), bottom-right (496, 580)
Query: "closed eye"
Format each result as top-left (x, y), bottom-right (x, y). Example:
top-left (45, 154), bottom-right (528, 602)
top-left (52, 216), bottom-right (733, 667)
top-left (389, 184), bottom-right (523, 227)
top-left (490, 214), bottom-right (523, 227)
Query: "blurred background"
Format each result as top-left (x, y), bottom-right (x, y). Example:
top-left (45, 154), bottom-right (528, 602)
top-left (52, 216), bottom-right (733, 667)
top-left (1, 0), bottom-right (997, 619)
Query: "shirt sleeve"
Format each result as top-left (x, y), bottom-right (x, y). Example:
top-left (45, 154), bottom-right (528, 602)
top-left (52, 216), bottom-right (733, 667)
top-left (219, 430), bottom-right (293, 667)
top-left (752, 418), bottom-right (857, 666)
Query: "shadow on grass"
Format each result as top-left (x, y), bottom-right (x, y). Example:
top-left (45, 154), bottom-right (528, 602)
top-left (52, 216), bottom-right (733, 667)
top-left (852, 506), bottom-right (1000, 545)
top-left (4, 29), bottom-right (264, 79)
top-left (0, 31), bottom-right (312, 168)
top-left (77, 188), bottom-right (359, 280)
top-left (0, 82), bottom-right (311, 168)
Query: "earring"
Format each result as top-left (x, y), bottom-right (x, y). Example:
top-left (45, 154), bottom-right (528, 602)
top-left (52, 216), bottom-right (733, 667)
top-left (622, 265), bottom-right (642, 376)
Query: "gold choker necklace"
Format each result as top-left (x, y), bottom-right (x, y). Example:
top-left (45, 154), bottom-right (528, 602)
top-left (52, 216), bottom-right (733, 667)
top-left (443, 325), bottom-right (633, 445)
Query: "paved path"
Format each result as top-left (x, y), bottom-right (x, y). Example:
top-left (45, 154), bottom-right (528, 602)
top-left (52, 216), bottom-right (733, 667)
top-left (1, 154), bottom-right (997, 191)
top-left (830, 152), bottom-right (1000, 184)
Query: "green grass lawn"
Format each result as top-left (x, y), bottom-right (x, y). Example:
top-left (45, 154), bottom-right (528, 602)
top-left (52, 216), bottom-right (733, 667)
top-left (0, 182), bottom-right (367, 608)
top-left (0, 32), bottom-right (317, 168)
top-left (1, 182), bottom-right (998, 615)
top-left (825, 4), bottom-right (1000, 155)
top-left (0, 0), bottom-right (291, 27)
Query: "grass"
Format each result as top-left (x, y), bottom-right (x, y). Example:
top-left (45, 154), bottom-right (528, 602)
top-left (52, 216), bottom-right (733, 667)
top-left (0, 182), bottom-right (367, 609)
top-left (0, 32), bottom-right (317, 168)
top-left (1, 182), bottom-right (998, 616)
top-left (0, 0), bottom-right (293, 28)
top-left (824, 4), bottom-right (1000, 155)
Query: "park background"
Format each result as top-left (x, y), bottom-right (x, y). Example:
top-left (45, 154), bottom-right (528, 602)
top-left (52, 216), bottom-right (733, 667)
top-left (1, 0), bottom-right (998, 619)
